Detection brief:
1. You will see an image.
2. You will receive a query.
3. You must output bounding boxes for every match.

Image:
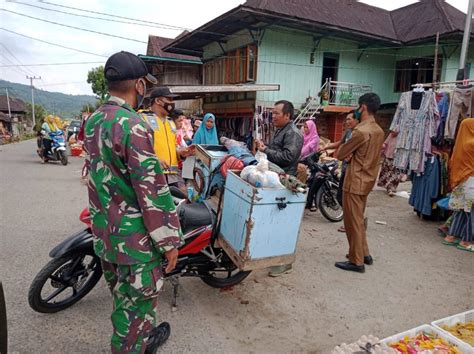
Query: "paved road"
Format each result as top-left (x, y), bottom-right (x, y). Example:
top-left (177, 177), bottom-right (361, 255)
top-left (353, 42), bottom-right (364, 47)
top-left (1, 140), bottom-right (472, 353)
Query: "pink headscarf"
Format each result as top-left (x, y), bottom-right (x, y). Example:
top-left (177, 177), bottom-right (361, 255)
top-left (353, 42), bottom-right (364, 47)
top-left (300, 120), bottom-right (320, 159)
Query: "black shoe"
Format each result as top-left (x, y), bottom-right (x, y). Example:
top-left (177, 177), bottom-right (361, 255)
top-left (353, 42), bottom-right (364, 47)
top-left (345, 254), bottom-right (373, 265)
top-left (145, 322), bottom-right (171, 354)
top-left (335, 261), bottom-right (365, 273)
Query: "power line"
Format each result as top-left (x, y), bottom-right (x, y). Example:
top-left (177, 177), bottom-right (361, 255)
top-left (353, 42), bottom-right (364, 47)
top-left (0, 28), bottom-right (108, 58)
top-left (0, 42), bottom-right (37, 76)
top-left (1, 9), bottom-right (147, 44)
top-left (1, 61), bottom-right (104, 67)
top-left (1, 9), bottom-right (455, 61)
top-left (0, 52), bottom-right (31, 76)
top-left (13, 0), bottom-right (253, 40)
top-left (39, 81), bottom-right (86, 87)
top-left (7, 0), bottom-right (185, 31)
top-left (1, 60), bottom-right (459, 72)
top-left (5, 0), bottom-right (460, 60)
top-left (36, 0), bottom-right (188, 31)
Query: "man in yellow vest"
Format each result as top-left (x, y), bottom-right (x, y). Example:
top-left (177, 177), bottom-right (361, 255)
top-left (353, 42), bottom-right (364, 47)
top-left (141, 87), bottom-right (187, 192)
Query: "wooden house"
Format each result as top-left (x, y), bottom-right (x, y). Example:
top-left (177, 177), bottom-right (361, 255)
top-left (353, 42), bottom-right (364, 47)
top-left (140, 35), bottom-right (203, 115)
top-left (159, 0), bottom-right (474, 141)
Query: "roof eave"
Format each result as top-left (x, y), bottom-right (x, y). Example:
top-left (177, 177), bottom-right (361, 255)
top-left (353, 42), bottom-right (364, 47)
top-left (403, 30), bottom-right (472, 45)
top-left (164, 6), bottom-right (401, 56)
top-left (162, 4), bottom-right (246, 54)
top-left (138, 54), bottom-right (202, 65)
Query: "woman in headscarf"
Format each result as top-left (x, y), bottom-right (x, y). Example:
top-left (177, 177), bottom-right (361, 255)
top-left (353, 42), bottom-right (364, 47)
top-left (40, 115), bottom-right (59, 163)
top-left (192, 113), bottom-right (219, 145)
top-left (442, 118), bottom-right (474, 252)
top-left (54, 116), bottom-right (64, 130)
top-left (300, 120), bottom-right (319, 159)
top-left (42, 115), bottom-right (59, 133)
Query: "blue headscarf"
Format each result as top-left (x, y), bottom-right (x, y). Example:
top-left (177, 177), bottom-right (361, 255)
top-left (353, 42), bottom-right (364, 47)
top-left (192, 113), bottom-right (219, 145)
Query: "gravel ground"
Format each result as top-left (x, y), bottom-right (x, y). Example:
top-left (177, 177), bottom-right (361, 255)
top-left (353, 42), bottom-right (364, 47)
top-left (1, 140), bottom-right (472, 353)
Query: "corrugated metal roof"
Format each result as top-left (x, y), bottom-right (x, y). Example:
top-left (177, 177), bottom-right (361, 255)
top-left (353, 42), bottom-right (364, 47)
top-left (146, 35), bottom-right (201, 61)
top-left (245, 0), bottom-right (398, 40)
top-left (0, 96), bottom-right (26, 113)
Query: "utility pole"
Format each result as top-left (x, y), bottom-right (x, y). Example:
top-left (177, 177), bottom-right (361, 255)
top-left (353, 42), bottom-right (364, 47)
top-left (26, 75), bottom-right (41, 127)
top-left (457, 0), bottom-right (474, 80)
top-left (5, 88), bottom-right (12, 119)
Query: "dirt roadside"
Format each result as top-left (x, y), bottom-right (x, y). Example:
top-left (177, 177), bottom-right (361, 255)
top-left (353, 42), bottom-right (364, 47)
top-left (1, 141), bottom-right (472, 353)
top-left (159, 183), bottom-right (473, 353)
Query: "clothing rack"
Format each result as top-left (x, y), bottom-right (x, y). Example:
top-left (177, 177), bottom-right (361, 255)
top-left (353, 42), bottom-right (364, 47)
top-left (411, 79), bottom-right (474, 89)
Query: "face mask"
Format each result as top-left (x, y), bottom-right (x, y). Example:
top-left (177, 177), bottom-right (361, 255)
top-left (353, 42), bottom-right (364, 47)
top-left (160, 100), bottom-right (175, 115)
top-left (135, 79), bottom-right (146, 109)
top-left (354, 106), bottom-right (362, 121)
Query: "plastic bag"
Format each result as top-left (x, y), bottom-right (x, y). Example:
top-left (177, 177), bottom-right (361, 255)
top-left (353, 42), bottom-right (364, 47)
top-left (436, 195), bottom-right (450, 210)
top-left (240, 152), bottom-right (284, 188)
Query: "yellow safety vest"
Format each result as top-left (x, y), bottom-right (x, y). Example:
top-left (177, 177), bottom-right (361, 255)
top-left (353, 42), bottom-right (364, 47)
top-left (141, 112), bottom-right (179, 174)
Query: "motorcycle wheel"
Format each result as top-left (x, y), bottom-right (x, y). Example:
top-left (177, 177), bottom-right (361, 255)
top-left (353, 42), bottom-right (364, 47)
top-left (200, 252), bottom-right (251, 288)
top-left (28, 250), bottom-right (102, 313)
top-left (0, 282), bottom-right (7, 354)
top-left (59, 150), bottom-right (68, 166)
top-left (316, 185), bottom-right (344, 222)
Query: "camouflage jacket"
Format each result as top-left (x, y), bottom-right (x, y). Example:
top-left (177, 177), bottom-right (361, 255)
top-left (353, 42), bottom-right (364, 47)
top-left (84, 96), bottom-right (183, 265)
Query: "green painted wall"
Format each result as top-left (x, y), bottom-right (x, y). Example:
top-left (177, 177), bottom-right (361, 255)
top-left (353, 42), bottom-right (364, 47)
top-left (200, 25), bottom-right (474, 107)
top-left (442, 45), bottom-right (474, 82)
top-left (255, 27), bottom-right (397, 107)
top-left (255, 27), bottom-right (474, 107)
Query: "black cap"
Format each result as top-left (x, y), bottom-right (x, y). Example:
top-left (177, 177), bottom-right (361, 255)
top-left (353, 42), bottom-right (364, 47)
top-left (170, 109), bottom-right (184, 118)
top-left (150, 87), bottom-right (180, 99)
top-left (104, 51), bottom-right (157, 84)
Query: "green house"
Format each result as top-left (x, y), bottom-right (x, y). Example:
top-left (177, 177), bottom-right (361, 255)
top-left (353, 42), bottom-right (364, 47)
top-left (163, 0), bottom-right (473, 140)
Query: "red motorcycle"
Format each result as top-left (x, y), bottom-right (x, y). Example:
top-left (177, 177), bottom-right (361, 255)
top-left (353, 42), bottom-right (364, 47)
top-left (28, 187), bottom-right (250, 313)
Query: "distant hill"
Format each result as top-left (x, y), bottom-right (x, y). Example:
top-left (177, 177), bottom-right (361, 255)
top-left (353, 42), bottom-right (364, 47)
top-left (0, 79), bottom-right (97, 118)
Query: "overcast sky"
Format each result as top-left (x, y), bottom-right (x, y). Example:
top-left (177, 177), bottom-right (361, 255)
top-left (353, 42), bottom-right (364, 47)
top-left (0, 0), bottom-right (470, 97)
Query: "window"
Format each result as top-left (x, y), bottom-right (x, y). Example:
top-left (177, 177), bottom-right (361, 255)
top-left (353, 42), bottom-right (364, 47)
top-left (204, 45), bottom-right (257, 85)
top-left (394, 57), bottom-right (443, 92)
top-left (247, 45), bottom-right (257, 81)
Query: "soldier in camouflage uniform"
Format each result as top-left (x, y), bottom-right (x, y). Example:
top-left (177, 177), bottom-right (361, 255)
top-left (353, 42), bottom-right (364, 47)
top-left (84, 51), bottom-right (183, 354)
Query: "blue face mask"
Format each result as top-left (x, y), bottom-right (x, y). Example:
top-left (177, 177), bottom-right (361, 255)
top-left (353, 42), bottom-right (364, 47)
top-left (354, 106), bottom-right (362, 121)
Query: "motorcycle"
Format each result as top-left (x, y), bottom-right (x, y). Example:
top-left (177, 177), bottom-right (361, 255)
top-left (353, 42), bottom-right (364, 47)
top-left (303, 152), bottom-right (343, 222)
top-left (37, 131), bottom-right (68, 166)
top-left (28, 187), bottom-right (251, 313)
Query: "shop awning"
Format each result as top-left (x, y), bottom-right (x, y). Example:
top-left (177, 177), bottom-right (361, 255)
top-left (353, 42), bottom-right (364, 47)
top-left (168, 84), bottom-right (280, 100)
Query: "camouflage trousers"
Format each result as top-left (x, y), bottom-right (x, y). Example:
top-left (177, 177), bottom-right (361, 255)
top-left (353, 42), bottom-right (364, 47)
top-left (101, 259), bottom-right (164, 354)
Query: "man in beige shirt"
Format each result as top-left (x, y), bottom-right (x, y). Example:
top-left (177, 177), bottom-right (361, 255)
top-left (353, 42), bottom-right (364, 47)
top-left (335, 93), bottom-right (385, 273)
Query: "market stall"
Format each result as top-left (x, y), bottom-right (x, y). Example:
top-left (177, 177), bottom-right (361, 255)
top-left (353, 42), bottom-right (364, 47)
top-left (333, 309), bottom-right (474, 353)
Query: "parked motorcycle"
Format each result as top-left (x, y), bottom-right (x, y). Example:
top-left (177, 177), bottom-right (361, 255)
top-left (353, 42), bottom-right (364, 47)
top-left (28, 187), bottom-right (251, 313)
top-left (37, 131), bottom-right (68, 166)
top-left (303, 152), bottom-right (343, 222)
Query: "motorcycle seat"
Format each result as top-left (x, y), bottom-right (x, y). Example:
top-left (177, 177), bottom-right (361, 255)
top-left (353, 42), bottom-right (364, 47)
top-left (177, 201), bottom-right (215, 234)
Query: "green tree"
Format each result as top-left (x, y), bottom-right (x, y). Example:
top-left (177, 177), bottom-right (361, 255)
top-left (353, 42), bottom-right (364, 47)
top-left (80, 101), bottom-right (100, 115)
top-left (26, 103), bottom-right (47, 131)
top-left (87, 66), bottom-right (107, 103)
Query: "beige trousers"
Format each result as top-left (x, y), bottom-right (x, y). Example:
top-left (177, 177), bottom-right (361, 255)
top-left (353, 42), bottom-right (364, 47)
top-left (343, 192), bottom-right (369, 266)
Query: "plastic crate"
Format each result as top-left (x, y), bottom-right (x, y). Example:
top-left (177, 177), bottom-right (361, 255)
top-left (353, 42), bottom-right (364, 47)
top-left (382, 324), bottom-right (472, 353)
top-left (432, 310), bottom-right (474, 352)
